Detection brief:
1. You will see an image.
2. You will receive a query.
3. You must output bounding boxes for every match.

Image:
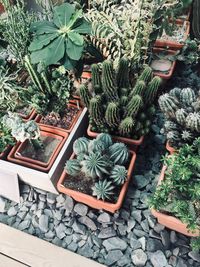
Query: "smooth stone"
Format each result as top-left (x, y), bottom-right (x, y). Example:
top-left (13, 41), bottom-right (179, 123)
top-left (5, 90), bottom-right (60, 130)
top-left (188, 251), bottom-right (200, 262)
top-left (131, 249), bottom-right (147, 266)
top-left (7, 206), bottom-right (18, 216)
top-left (64, 195), bottom-right (74, 214)
top-left (72, 221), bottom-right (86, 235)
top-left (150, 250), bottom-right (167, 267)
top-left (138, 236), bottom-right (146, 250)
top-left (105, 250), bottom-right (123, 266)
top-left (55, 223), bottom-right (66, 239)
top-left (97, 212), bottom-right (111, 223)
top-left (38, 214), bottom-right (49, 233)
top-left (46, 192), bottom-right (57, 204)
top-left (78, 216), bottom-right (97, 231)
top-left (74, 203), bottom-right (88, 216)
top-left (102, 237), bottom-right (127, 251)
top-left (98, 227), bottom-right (116, 239)
top-left (127, 220), bottom-right (136, 232)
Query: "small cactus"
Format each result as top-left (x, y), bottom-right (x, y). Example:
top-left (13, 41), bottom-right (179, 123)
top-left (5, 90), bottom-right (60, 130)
top-left (65, 159), bottom-right (81, 176)
top-left (116, 57), bottom-right (130, 89)
top-left (92, 180), bottom-right (114, 200)
top-left (79, 84), bottom-right (91, 108)
top-left (109, 143), bottom-right (129, 165)
top-left (180, 88), bottom-right (196, 106)
top-left (186, 112), bottom-right (200, 132)
top-left (175, 108), bottom-right (188, 126)
top-left (169, 87), bottom-right (181, 100)
top-left (138, 66), bottom-right (153, 83)
top-left (130, 81), bottom-right (146, 98)
top-left (96, 133), bottom-right (113, 147)
top-left (158, 93), bottom-right (179, 116)
top-left (91, 64), bottom-right (101, 89)
top-left (90, 96), bottom-right (105, 126)
top-left (88, 139), bottom-right (106, 153)
top-left (166, 130), bottom-right (180, 143)
top-left (119, 117), bottom-right (135, 136)
top-left (110, 165), bottom-right (128, 185)
top-left (120, 96), bottom-right (128, 106)
top-left (144, 76), bottom-right (161, 104)
top-left (73, 137), bottom-right (89, 155)
top-left (164, 120), bottom-right (179, 131)
top-left (105, 102), bottom-right (120, 127)
top-left (181, 130), bottom-right (194, 141)
top-left (126, 95), bottom-right (143, 117)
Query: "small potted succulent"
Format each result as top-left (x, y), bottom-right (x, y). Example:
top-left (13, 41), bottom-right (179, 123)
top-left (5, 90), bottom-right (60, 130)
top-left (80, 58), bottom-right (162, 146)
top-left (4, 113), bottom-right (68, 172)
top-left (158, 87), bottom-right (200, 154)
top-left (57, 133), bottom-right (136, 212)
top-left (150, 140), bottom-right (200, 242)
top-left (0, 121), bottom-right (15, 159)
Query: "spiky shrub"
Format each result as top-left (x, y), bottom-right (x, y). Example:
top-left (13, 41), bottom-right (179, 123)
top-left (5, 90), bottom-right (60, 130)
top-left (64, 134), bottom-right (130, 201)
top-left (80, 59), bottom-right (161, 139)
top-left (159, 87), bottom-right (200, 148)
top-left (150, 140), bottom-right (200, 250)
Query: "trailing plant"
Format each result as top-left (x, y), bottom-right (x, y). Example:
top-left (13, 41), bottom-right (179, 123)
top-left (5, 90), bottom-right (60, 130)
top-left (0, 0), bottom-right (37, 65)
top-left (64, 133), bottom-right (130, 201)
top-left (80, 59), bottom-right (162, 139)
top-left (28, 2), bottom-right (91, 70)
top-left (22, 56), bottom-right (73, 116)
top-left (150, 140), bottom-right (200, 249)
top-left (159, 87), bottom-right (200, 148)
top-left (0, 121), bottom-right (15, 154)
top-left (175, 39), bottom-right (200, 65)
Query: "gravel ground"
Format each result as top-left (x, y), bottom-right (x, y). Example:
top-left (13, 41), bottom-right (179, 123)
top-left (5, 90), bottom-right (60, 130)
top-left (0, 112), bottom-right (200, 267)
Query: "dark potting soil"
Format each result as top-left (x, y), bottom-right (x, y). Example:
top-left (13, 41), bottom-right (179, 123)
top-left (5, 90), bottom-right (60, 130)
top-left (40, 106), bottom-right (80, 130)
top-left (16, 106), bottom-right (32, 117)
top-left (19, 136), bottom-right (61, 163)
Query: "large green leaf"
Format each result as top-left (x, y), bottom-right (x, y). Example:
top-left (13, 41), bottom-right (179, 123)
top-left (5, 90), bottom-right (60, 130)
top-left (72, 18), bottom-right (91, 34)
top-left (68, 32), bottom-right (84, 46)
top-left (30, 36), bottom-right (65, 66)
top-left (53, 3), bottom-right (75, 28)
top-left (29, 32), bottom-right (59, 52)
top-left (30, 21), bottom-right (57, 34)
top-left (66, 39), bottom-right (83, 61)
top-left (61, 53), bottom-right (77, 70)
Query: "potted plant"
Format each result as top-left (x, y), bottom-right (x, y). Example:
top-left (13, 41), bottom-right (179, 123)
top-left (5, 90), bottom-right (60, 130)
top-left (0, 121), bottom-right (15, 159)
top-left (57, 133), bottom-right (136, 213)
top-left (158, 87), bottom-right (200, 153)
top-left (150, 140), bottom-right (200, 242)
top-left (3, 113), bottom-right (68, 172)
top-left (150, 48), bottom-right (177, 80)
top-left (80, 59), bottom-right (161, 146)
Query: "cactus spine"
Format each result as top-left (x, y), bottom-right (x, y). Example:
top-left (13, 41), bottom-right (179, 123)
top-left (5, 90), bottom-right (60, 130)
top-left (130, 81), bottom-right (146, 98)
top-left (90, 96), bottom-right (104, 126)
top-left (91, 64), bottom-right (102, 94)
top-left (144, 76), bottom-right (162, 104)
top-left (105, 102), bottom-right (120, 127)
top-left (73, 137), bottom-right (89, 155)
top-left (109, 143), bottom-right (129, 165)
top-left (180, 88), bottom-right (196, 106)
top-left (119, 117), bottom-right (135, 136)
top-left (116, 58), bottom-right (130, 89)
top-left (79, 84), bottom-right (91, 108)
top-left (102, 60), bottom-right (118, 101)
top-left (92, 180), bottom-right (114, 200)
top-left (186, 112), bottom-right (200, 132)
top-left (158, 93), bottom-right (179, 116)
top-left (175, 109), bottom-right (187, 126)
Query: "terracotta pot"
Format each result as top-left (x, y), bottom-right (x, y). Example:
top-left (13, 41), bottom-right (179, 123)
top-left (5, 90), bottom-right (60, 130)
top-left (166, 141), bottom-right (177, 155)
top-left (175, 8), bottom-right (191, 23)
top-left (152, 48), bottom-right (177, 80)
top-left (35, 103), bottom-right (84, 133)
top-left (7, 125), bottom-right (68, 172)
top-left (18, 109), bottom-right (37, 121)
top-left (0, 3), bottom-right (4, 13)
top-left (154, 21), bottom-right (190, 50)
top-left (57, 150), bottom-right (136, 213)
top-left (87, 125), bottom-right (144, 147)
top-left (0, 145), bottom-right (12, 160)
top-left (81, 71), bottom-right (92, 79)
top-left (151, 165), bottom-right (199, 237)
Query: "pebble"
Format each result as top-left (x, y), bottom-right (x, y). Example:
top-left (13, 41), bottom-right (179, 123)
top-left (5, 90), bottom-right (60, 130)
top-left (131, 249), bottom-right (147, 266)
top-left (39, 214), bottom-right (49, 233)
top-left (98, 227), bottom-right (116, 239)
top-left (102, 237), bottom-right (127, 251)
top-left (150, 250), bottom-right (167, 267)
top-left (7, 206), bottom-right (18, 216)
top-left (105, 250), bottom-right (123, 266)
top-left (74, 203), bottom-right (88, 216)
top-left (72, 221), bottom-right (86, 235)
top-left (97, 212), bottom-right (111, 223)
top-left (78, 216), bottom-right (97, 231)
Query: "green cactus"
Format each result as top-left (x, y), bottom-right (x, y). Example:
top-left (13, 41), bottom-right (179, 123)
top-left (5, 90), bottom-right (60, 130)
top-left (102, 60), bottom-right (118, 101)
top-left (81, 152), bottom-right (111, 179)
top-left (110, 165), bottom-right (128, 185)
top-left (91, 64), bottom-right (101, 89)
top-left (92, 180), bottom-right (114, 200)
top-left (147, 105), bottom-right (156, 116)
top-left (108, 143), bottom-right (129, 165)
top-left (175, 109), bottom-right (188, 126)
top-left (90, 96), bottom-right (105, 126)
top-left (192, 0), bottom-right (200, 39)
top-left (186, 112), bottom-right (200, 132)
top-left (77, 153), bottom-right (85, 162)
top-left (65, 159), bottom-right (81, 176)
top-left (166, 130), bottom-right (180, 144)
top-left (96, 133), bottom-right (113, 147)
top-left (130, 81), bottom-right (146, 98)
top-left (105, 102), bottom-right (120, 127)
top-left (79, 84), bottom-right (91, 108)
top-left (88, 139), bottom-right (106, 154)
top-left (73, 137), bottom-right (89, 155)
top-left (143, 76), bottom-right (162, 104)
top-left (164, 120), bottom-right (179, 131)
top-left (138, 66), bottom-right (153, 83)
top-left (169, 87), bottom-right (181, 99)
top-left (158, 93), bottom-right (179, 116)
top-left (126, 95), bottom-right (143, 117)
top-left (181, 130), bottom-right (194, 141)
top-left (116, 57), bottom-right (130, 89)
top-left (119, 117), bottom-right (135, 136)
top-left (180, 88), bottom-right (196, 106)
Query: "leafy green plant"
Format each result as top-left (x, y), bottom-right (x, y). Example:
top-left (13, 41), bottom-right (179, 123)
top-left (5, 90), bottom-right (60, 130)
top-left (159, 87), bottom-right (200, 148)
top-left (80, 59), bottom-right (161, 139)
top-left (150, 140), bottom-right (200, 249)
top-left (29, 3), bottom-right (91, 70)
top-left (175, 39), bottom-right (200, 65)
top-left (64, 133), bottom-right (130, 201)
top-left (0, 121), bottom-right (15, 154)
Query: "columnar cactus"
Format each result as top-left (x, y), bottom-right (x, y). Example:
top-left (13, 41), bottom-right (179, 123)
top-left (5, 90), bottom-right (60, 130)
top-left (144, 76), bottom-right (162, 104)
top-left (158, 93), bottom-right (179, 116)
top-left (116, 58), bottom-right (130, 89)
top-left (180, 88), bottom-right (196, 106)
top-left (186, 113), bottom-right (200, 132)
top-left (102, 60), bottom-right (118, 101)
top-left (91, 64), bottom-right (102, 94)
top-left (90, 96), bottom-right (104, 126)
top-left (175, 109), bottom-right (188, 126)
top-left (126, 95), bottom-right (143, 117)
top-left (79, 84), bottom-right (91, 108)
top-left (192, 0), bottom-right (200, 39)
top-left (130, 81), bottom-right (146, 98)
top-left (105, 102), bottom-right (120, 127)
top-left (138, 66), bottom-right (153, 83)
top-left (169, 87), bottom-right (182, 99)
top-left (119, 117), bottom-right (135, 136)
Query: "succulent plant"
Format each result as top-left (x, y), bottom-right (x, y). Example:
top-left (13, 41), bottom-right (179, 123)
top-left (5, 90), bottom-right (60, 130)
top-left (109, 143), bottom-right (129, 165)
top-left (175, 109), bottom-right (188, 126)
top-left (88, 139), bottom-right (106, 154)
top-left (65, 159), bottom-right (81, 176)
top-left (126, 95), bottom-right (143, 117)
top-left (119, 117), bottom-right (135, 137)
top-left (73, 137), bottom-right (89, 155)
top-left (181, 130), bottom-right (194, 141)
top-left (143, 76), bottom-right (162, 104)
top-left (90, 96), bottom-right (105, 126)
top-left (96, 133), bottom-right (113, 147)
top-left (130, 81), bottom-right (146, 98)
top-left (180, 88), bottom-right (196, 106)
top-left (110, 165), bottom-right (128, 185)
top-left (79, 84), bottom-right (91, 108)
top-left (169, 87), bottom-right (182, 99)
top-left (138, 65), bottom-right (153, 83)
top-left (116, 57), bottom-right (130, 89)
top-left (92, 180), bottom-right (114, 200)
top-left (186, 113), bottom-right (200, 132)
top-left (158, 93), bottom-right (179, 117)
top-left (105, 102), bottom-right (120, 127)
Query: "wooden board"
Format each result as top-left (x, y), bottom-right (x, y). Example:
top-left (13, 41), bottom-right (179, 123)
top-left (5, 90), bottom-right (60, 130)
top-left (0, 223), bottom-right (105, 267)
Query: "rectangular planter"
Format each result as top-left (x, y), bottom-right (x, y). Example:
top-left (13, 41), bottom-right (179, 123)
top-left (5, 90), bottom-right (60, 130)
top-left (0, 108), bottom-right (88, 194)
top-left (57, 150), bottom-right (137, 213)
top-left (151, 165), bottom-right (199, 237)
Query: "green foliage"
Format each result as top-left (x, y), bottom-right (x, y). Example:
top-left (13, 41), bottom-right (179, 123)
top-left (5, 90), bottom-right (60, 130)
top-left (150, 140), bottom-right (200, 247)
top-left (65, 159), bottom-right (81, 176)
top-left (0, 121), bottom-right (15, 153)
top-left (92, 180), bottom-right (114, 200)
top-left (176, 39), bottom-right (200, 65)
top-left (110, 165), bottom-right (128, 185)
top-left (29, 3), bottom-right (91, 69)
top-left (73, 137), bottom-right (89, 155)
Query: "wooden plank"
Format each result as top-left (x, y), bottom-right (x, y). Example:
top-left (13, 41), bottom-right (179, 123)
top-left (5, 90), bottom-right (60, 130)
top-left (0, 253), bottom-right (28, 267)
top-left (0, 223), bottom-right (106, 267)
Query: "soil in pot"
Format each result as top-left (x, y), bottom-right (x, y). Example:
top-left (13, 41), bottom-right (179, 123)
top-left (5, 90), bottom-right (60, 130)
top-left (39, 105), bottom-right (80, 131)
top-left (159, 22), bottom-right (188, 43)
top-left (16, 105), bottom-right (34, 119)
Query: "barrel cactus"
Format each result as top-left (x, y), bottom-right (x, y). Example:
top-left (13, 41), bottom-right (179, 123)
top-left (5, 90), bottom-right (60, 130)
top-left (186, 113), bottom-right (200, 132)
top-left (158, 93), bottom-right (179, 116)
top-left (110, 165), bottom-right (128, 185)
top-left (175, 109), bottom-right (188, 126)
top-left (109, 143), bottom-right (129, 165)
top-left (73, 137), bottom-right (89, 155)
top-left (96, 133), bottom-right (113, 147)
top-left (65, 159), bottom-right (81, 176)
top-left (169, 87), bottom-right (181, 100)
top-left (88, 139), bottom-right (106, 154)
top-left (180, 88), bottom-right (196, 106)
top-left (92, 180), bottom-right (114, 200)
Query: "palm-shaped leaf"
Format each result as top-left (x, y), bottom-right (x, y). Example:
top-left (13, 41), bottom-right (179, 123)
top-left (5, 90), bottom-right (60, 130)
top-left (30, 21), bottom-right (57, 34)
top-left (66, 39), bottom-right (83, 60)
top-left (72, 18), bottom-right (91, 34)
top-left (53, 3), bottom-right (75, 28)
top-left (68, 32), bottom-right (84, 46)
top-left (29, 32), bottom-right (59, 51)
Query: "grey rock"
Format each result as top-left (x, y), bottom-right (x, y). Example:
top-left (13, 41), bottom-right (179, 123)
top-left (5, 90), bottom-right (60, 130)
top-left (52, 237), bottom-right (62, 246)
top-left (169, 255), bottom-right (177, 266)
top-left (97, 212), bottom-right (111, 223)
top-left (117, 255), bottom-right (131, 267)
top-left (176, 258), bottom-right (188, 267)
top-left (118, 224), bottom-right (127, 236)
top-left (56, 194), bottom-right (65, 207)
top-left (74, 203), bottom-right (88, 216)
top-left (127, 220), bottom-right (136, 233)
top-left (150, 250), bottom-right (167, 267)
top-left (102, 237), bottom-right (127, 251)
top-left (72, 221), bottom-right (86, 235)
top-left (64, 195), bottom-right (74, 214)
top-left (78, 216), bottom-right (97, 231)
top-left (0, 197), bottom-right (6, 213)
top-left (170, 231), bottom-right (178, 244)
top-left (78, 243), bottom-right (94, 258)
top-left (147, 238), bottom-right (163, 252)
top-left (63, 235), bottom-right (73, 246)
top-left (130, 238), bottom-right (142, 250)
top-left (39, 194), bottom-right (46, 202)
top-left (131, 210), bottom-right (142, 223)
top-left (173, 247), bottom-right (179, 257)
top-left (131, 249), bottom-right (147, 266)
top-left (7, 206), bottom-right (18, 216)
top-left (55, 223), bottom-right (66, 239)
top-left (46, 192), bottom-right (57, 204)
top-left (105, 250), bottom-right (123, 266)
top-left (67, 242), bottom-right (78, 252)
top-left (38, 214), bottom-right (49, 233)
top-left (92, 235), bottom-right (102, 248)
top-left (78, 240), bottom-right (86, 248)
top-left (133, 229), bottom-right (147, 238)
top-left (98, 227), bottom-right (116, 239)
top-left (161, 230), bottom-right (170, 248)
top-left (18, 220), bottom-right (31, 231)
top-left (45, 230), bottom-right (55, 239)
top-left (138, 236), bottom-right (146, 250)
top-left (154, 223), bottom-right (165, 234)
top-left (188, 251), bottom-right (200, 262)
top-left (134, 175), bottom-right (149, 189)
top-left (141, 219), bottom-right (150, 232)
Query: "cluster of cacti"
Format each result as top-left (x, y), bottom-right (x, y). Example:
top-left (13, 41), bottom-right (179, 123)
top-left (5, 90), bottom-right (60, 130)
top-left (159, 87), bottom-right (200, 148)
top-left (80, 59), bottom-right (162, 139)
top-left (64, 133), bottom-right (130, 201)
